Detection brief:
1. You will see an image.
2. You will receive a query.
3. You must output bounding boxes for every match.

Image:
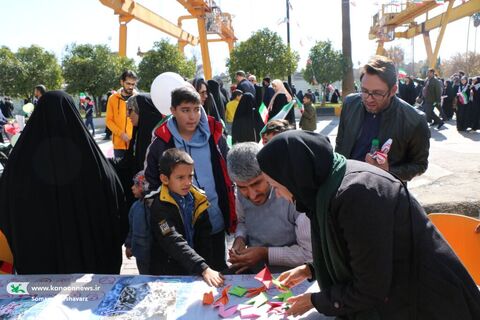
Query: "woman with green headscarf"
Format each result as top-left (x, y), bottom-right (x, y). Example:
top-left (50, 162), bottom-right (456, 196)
top-left (257, 130), bottom-right (480, 320)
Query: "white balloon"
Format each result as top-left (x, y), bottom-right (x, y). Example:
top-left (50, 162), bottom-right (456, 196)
top-left (150, 72), bottom-right (189, 114)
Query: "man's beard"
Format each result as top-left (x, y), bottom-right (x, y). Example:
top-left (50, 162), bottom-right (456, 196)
top-left (122, 87), bottom-right (133, 96)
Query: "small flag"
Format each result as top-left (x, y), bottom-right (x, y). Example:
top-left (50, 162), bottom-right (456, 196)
top-left (258, 102), bottom-right (269, 124)
top-left (269, 100), bottom-right (296, 122)
top-left (398, 68), bottom-right (407, 78)
top-left (259, 99), bottom-right (296, 140)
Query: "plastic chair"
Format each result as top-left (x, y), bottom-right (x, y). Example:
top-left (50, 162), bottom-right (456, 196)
top-left (0, 230), bottom-right (13, 274)
top-left (428, 213), bottom-right (480, 285)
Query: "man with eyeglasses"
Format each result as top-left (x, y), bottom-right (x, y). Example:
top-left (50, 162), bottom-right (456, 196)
top-left (336, 56), bottom-right (430, 182)
top-left (106, 70), bottom-right (138, 159)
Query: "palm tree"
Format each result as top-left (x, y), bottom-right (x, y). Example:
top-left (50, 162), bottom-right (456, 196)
top-left (342, 0), bottom-right (355, 100)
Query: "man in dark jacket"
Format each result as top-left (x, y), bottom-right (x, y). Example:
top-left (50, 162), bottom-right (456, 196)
top-left (144, 87), bottom-right (236, 271)
top-left (235, 70), bottom-right (256, 96)
top-left (336, 56), bottom-right (430, 182)
top-left (423, 68), bottom-right (445, 128)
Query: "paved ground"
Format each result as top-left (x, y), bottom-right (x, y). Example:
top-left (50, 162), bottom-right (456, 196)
top-left (89, 116), bottom-right (480, 274)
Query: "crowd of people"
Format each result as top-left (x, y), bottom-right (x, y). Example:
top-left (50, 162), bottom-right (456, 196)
top-left (398, 69), bottom-right (480, 132)
top-left (0, 55), bottom-right (480, 319)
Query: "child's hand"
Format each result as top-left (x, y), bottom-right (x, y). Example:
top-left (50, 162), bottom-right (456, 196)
top-left (202, 268), bottom-right (225, 287)
top-left (125, 247), bottom-right (133, 259)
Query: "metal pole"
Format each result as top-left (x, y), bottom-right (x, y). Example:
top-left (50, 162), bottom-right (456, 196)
top-left (412, 37), bottom-right (415, 76)
top-left (466, 16), bottom-right (471, 75)
top-left (286, 0), bottom-right (292, 87)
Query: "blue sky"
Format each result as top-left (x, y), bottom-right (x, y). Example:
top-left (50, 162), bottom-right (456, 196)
top-left (1, 0), bottom-right (477, 76)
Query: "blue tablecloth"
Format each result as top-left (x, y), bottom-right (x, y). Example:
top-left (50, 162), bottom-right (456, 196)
top-left (0, 273), bottom-right (332, 319)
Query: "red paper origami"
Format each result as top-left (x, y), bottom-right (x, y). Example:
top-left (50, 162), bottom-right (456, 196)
top-left (203, 291), bottom-right (214, 305)
top-left (213, 286), bottom-right (231, 306)
top-left (254, 265), bottom-right (272, 289)
top-left (245, 285), bottom-right (267, 298)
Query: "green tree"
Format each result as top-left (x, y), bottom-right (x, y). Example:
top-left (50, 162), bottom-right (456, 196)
top-left (62, 43), bottom-right (136, 115)
top-left (226, 28), bottom-right (299, 80)
top-left (137, 40), bottom-right (195, 91)
top-left (386, 45), bottom-right (405, 70)
top-left (303, 40), bottom-right (343, 106)
top-left (0, 46), bottom-right (21, 96)
top-left (14, 45), bottom-right (63, 99)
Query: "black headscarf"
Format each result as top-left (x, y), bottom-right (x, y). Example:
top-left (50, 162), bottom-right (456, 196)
top-left (192, 78), bottom-right (222, 122)
top-left (132, 93), bottom-right (163, 173)
top-left (208, 79), bottom-right (227, 122)
top-left (0, 91), bottom-right (124, 274)
top-left (231, 92), bottom-right (264, 144)
top-left (257, 130), bottom-right (333, 213)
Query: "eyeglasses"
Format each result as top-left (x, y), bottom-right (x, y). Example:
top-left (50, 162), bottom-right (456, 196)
top-left (361, 88), bottom-right (389, 100)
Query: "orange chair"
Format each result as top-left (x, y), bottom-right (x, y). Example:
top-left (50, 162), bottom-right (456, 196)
top-left (0, 230), bottom-right (13, 274)
top-left (428, 213), bottom-right (480, 285)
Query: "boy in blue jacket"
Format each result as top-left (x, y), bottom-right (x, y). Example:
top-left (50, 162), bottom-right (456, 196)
top-left (125, 171), bottom-right (150, 274)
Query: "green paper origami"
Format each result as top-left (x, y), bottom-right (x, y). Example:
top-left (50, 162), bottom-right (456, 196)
top-left (229, 285), bottom-right (248, 297)
top-left (273, 290), bottom-right (293, 302)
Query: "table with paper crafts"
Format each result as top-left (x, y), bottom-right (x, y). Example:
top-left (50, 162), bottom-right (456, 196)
top-left (0, 267), bottom-right (333, 319)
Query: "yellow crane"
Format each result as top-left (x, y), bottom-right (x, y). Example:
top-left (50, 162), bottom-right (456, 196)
top-left (369, 0), bottom-right (480, 69)
top-left (99, 0), bottom-right (236, 79)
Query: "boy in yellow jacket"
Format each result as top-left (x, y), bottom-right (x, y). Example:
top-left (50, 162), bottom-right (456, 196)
top-left (106, 70), bottom-right (137, 158)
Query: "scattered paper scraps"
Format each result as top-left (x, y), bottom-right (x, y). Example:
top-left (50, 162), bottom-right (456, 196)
top-left (229, 285), bottom-right (248, 297)
top-left (213, 286), bottom-right (231, 306)
top-left (254, 266), bottom-right (272, 289)
top-left (202, 291), bottom-right (214, 305)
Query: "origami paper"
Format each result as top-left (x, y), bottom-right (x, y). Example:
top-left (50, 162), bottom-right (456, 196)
top-left (218, 304), bottom-right (239, 318)
top-left (213, 286), bottom-right (231, 306)
top-left (245, 292), bottom-right (269, 308)
top-left (272, 290), bottom-right (293, 302)
top-left (254, 266), bottom-right (272, 289)
top-left (245, 285), bottom-right (267, 298)
top-left (229, 285), bottom-right (248, 297)
top-left (240, 304), bottom-right (271, 319)
top-left (202, 291), bottom-right (214, 305)
top-left (271, 278), bottom-right (289, 291)
top-left (267, 301), bottom-right (287, 315)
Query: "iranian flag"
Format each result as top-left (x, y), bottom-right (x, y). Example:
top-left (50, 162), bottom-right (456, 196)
top-left (398, 68), bottom-right (407, 79)
top-left (258, 102), bottom-right (269, 124)
top-left (269, 99), bottom-right (296, 122)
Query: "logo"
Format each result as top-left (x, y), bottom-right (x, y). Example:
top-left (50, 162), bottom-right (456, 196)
top-left (159, 220), bottom-right (172, 236)
top-left (7, 282), bottom-right (29, 295)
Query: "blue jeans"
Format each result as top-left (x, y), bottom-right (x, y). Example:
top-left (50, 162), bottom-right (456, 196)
top-left (114, 149), bottom-right (126, 159)
top-left (85, 117), bottom-right (95, 136)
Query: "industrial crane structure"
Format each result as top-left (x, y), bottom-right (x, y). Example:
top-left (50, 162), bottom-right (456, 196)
top-left (369, 0), bottom-right (480, 69)
top-left (99, 0), bottom-right (236, 79)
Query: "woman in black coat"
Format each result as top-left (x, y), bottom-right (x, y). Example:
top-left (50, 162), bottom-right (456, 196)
top-left (403, 77), bottom-right (417, 106)
top-left (442, 80), bottom-right (455, 120)
top-left (207, 79), bottom-right (227, 123)
top-left (257, 130), bottom-right (480, 320)
top-left (231, 92), bottom-right (264, 144)
top-left (469, 77), bottom-right (480, 131)
top-left (456, 76), bottom-right (471, 131)
top-left (268, 79), bottom-right (296, 127)
top-left (0, 91), bottom-right (125, 274)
